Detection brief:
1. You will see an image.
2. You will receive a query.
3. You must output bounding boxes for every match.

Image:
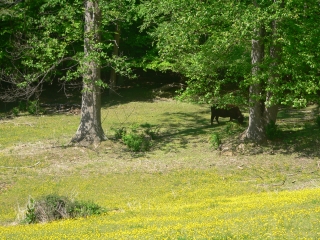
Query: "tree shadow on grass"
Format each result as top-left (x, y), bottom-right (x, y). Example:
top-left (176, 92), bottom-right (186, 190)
top-left (271, 105), bottom-right (319, 157)
top-left (275, 125), bottom-right (320, 157)
top-left (148, 111), bottom-right (214, 150)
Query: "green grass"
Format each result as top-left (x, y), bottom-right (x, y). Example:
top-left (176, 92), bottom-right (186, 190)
top-left (0, 91), bottom-right (320, 239)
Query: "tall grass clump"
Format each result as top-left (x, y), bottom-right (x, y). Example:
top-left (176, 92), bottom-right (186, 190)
top-left (113, 123), bottom-right (159, 152)
top-left (10, 100), bottom-right (44, 116)
top-left (209, 132), bottom-right (221, 150)
top-left (122, 132), bottom-right (151, 152)
top-left (22, 194), bottom-right (106, 224)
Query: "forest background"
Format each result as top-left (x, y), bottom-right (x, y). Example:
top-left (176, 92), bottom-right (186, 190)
top-left (1, 0), bottom-right (319, 145)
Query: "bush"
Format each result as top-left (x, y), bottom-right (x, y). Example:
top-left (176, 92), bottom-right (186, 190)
top-left (112, 127), bottom-right (127, 140)
top-left (210, 133), bottom-right (221, 150)
top-left (266, 121), bottom-right (281, 140)
top-left (27, 100), bottom-right (41, 115)
top-left (11, 107), bottom-right (20, 116)
top-left (18, 101), bottom-right (27, 111)
top-left (122, 132), bottom-right (151, 152)
top-left (114, 124), bottom-right (158, 152)
top-left (22, 194), bottom-right (106, 224)
top-left (69, 201), bottom-right (104, 218)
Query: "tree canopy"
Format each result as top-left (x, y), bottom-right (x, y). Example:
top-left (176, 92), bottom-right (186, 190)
top-left (140, 0), bottom-right (320, 142)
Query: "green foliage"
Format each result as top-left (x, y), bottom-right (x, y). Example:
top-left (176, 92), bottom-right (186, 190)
top-left (112, 127), bottom-right (127, 140)
top-left (316, 116), bottom-right (320, 128)
top-left (24, 198), bottom-right (36, 224)
top-left (68, 201), bottom-right (105, 218)
top-left (9, 100), bottom-right (43, 116)
top-left (141, 0), bottom-right (320, 108)
top-left (113, 124), bottom-right (159, 152)
top-left (266, 121), bottom-right (282, 140)
top-left (22, 194), bottom-right (106, 224)
top-left (209, 133), bottom-right (221, 150)
top-left (18, 101), bottom-right (27, 112)
top-left (224, 122), bottom-right (243, 135)
top-left (26, 100), bottom-right (41, 115)
top-left (11, 107), bottom-right (20, 116)
top-left (0, 0), bottom-right (140, 103)
top-left (122, 132), bottom-right (151, 152)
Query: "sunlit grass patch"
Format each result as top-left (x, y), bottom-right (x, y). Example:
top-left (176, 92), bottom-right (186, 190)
top-left (0, 115), bottom-right (77, 148)
top-left (1, 99), bottom-right (320, 239)
top-left (0, 173), bottom-right (319, 239)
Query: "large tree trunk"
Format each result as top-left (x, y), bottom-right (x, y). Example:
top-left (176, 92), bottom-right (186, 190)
top-left (109, 23), bottom-right (120, 95)
top-left (72, 0), bottom-right (106, 145)
top-left (243, 26), bottom-right (267, 143)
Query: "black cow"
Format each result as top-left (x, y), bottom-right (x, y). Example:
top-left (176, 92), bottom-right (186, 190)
top-left (211, 105), bottom-right (244, 125)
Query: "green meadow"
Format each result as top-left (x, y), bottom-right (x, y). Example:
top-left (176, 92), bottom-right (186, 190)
top-left (0, 87), bottom-right (320, 239)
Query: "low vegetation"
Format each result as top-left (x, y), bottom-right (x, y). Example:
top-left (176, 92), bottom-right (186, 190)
top-left (0, 88), bottom-right (319, 238)
top-left (22, 194), bottom-right (106, 224)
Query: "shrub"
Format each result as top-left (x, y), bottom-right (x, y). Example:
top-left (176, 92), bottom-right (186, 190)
top-left (18, 101), bottom-right (27, 111)
top-left (210, 133), bottom-right (221, 150)
top-left (68, 201), bottom-right (104, 218)
top-left (223, 122), bottom-right (243, 135)
top-left (12, 107), bottom-right (20, 116)
top-left (122, 132), bottom-right (151, 152)
top-left (112, 127), bottom-right (127, 140)
top-left (266, 121), bottom-right (281, 140)
top-left (27, 100), bottom-right (41, 115)
top-left (114, 124), bottom-right (158, 152)
top-left (24, 198), bottom-right (36, 224)
top-left (22, 194), bottom-right (106, 224)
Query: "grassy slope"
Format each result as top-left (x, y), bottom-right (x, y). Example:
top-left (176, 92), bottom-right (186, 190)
top-left (0, 87), bottom-right (320, 239)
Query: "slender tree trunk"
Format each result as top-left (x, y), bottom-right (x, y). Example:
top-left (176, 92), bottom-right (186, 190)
top-left (243, 26), bottom-right (267, 143)
top-left (72, 0), bottom-right (106, 145)
top-left (264, 15), bottom-right (282, 124)
top-left (109, 23), bottom-right (120, 95)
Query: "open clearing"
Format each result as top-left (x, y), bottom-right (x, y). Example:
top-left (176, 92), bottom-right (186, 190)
top-left (0, 89), bottom-right (320, 239)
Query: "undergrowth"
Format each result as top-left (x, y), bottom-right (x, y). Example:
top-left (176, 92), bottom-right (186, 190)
top-left (209, 133), bottom-right (221, 149)
top-left (266, 121), bottom-right (282, 140)
top-left (112, 123), bottom-right (160, 152)
top-left (22, 194), bottom-right (106, 224)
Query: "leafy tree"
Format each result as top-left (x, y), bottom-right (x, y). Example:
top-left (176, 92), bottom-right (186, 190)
top-left (73, 0), bottom-right (138, 145)
top-left (71, 0), bottom-right (106, 144)
top-left (140, 0), bottom-right (320, 143)
top-left (0, 0), bottom-right (84, 102)
top-left (0, 0), bottom-right (137, 145)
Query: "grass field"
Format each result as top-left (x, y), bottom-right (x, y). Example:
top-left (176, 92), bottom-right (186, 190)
top-left (0, 86), bottom-right (320, 239)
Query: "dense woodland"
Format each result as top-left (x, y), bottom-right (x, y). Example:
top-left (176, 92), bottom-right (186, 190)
top-left (0, 0), bottom-right (319, 145)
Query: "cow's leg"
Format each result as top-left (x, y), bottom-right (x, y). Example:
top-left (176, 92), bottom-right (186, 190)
top-left (211, 114), bottom-right (214, 125)
top-left (215, 116), bottom-right (219, 124)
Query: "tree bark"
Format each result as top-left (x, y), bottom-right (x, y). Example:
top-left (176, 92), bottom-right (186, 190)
top-left (72, 0), bottom-right (106, 145)
top-left (243, 25), bottom-right (267, 143)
